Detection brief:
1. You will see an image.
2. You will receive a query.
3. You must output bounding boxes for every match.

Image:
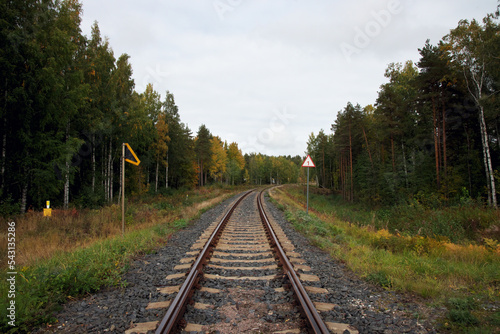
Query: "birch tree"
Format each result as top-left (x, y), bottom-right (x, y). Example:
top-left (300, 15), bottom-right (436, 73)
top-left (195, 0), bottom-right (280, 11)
top-left (445, 16), bottom-right (498, 207)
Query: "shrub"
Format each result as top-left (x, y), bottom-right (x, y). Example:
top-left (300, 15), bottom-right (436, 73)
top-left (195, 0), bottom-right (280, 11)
top-left (152, 201), bottom-right (174, 211)
top-left (366, 270), bottom-right (392, 288)
top-left (174, 219), bottom-right (187, 229)
top-left (0, 195), bottom-right (20, 217)
top-left (447, 297), bottom-right (479, 326)
top-left (327, 224), bottom-right (344, 236)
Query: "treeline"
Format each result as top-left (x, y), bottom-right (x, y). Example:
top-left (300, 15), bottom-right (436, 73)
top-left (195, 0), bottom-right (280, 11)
top-left (308, 12), bottom-right (500, 207)
top-left (0, 0), bottom-right (300, 215)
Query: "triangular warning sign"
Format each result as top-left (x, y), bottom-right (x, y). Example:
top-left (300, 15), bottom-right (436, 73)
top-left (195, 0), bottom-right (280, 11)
top-left (302, 155), bottom-right (315, 167)
top-left (124, 143), bottom-right (141, 166)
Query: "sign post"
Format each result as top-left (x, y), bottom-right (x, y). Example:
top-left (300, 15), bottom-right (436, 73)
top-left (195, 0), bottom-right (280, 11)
top-left (301, 155), bottom-right (315, 214)
top-left (122, 144), bottom-right (125, 235)
top-left (122, 143), bottom-right (141, 235)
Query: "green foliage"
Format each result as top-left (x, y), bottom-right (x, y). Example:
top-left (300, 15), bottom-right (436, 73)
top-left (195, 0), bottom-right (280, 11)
top-left (273, 185), bottom-right (500, 333)
top-left (0, 186), bottom-right (234, 331)
top-left (300, 186), bottom-right (499, 243)
top-left (447, 297), bottom-right (479, 326)
top-left (73, 185), bottom-right (105, 209)
top-left (0, 227), bottom-right (162, 332)
top-left (174, 219), bottom-right (187, 229)
top-left (0, 1), bottom-right (220, 214)
top-left (195, 124), bottom-right (212, 186)
top-left (0, 195), bottom-right (19, 218)
top-left (152, 200), bottom-right (174, 211)
top-left (307, 11), bottom-right (500, 209)
top-left (244, 153), bottom-right (300, 186)
top-left (366, 270), bottom-right (393, 288)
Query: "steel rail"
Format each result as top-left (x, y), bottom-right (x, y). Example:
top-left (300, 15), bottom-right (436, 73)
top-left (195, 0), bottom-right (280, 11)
top-left (155, 189), bottom-right (254, 334)
top-left (257, 190), bottom-right (330, 334)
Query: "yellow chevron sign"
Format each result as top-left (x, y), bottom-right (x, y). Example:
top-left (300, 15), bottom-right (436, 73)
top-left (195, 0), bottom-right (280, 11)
top-left (124, 143), bottom-right (140, 165)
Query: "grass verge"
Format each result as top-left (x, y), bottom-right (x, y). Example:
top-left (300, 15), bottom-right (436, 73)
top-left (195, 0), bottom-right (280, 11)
top-left (269, 185), bottom-right (500, 334)
top-left (0, 185), bottom-right (244, 333)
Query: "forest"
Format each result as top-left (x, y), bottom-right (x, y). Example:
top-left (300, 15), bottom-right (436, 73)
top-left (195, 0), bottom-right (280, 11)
top-left (0, 3), bottom-right (498, 332)
top-left (307, 10), bottom-right (500, 209)
top-left (2, 0), bottom-right (499, 216)
top-left (0, 0), bottom-right (301, 216)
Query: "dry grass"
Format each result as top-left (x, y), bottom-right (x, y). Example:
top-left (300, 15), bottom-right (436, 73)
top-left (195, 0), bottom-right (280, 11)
top-left (179, 194), bottom-right (227, 221)
top-left (0, 187), bottom-right (240, 268)
top-left (1, 207), bottom-right (120, 267)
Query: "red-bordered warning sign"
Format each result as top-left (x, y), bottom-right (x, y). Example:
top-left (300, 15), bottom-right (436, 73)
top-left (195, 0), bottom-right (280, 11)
top-left (301, 155), bottom-right (315, 167)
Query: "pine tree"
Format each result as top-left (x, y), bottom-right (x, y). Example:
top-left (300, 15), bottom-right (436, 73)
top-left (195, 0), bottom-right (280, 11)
top-left (195, 124), bottom-right (212, 186)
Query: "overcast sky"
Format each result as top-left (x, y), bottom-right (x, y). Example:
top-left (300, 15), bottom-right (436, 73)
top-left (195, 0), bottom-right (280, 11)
top-left (80, 0), bottom-right (497, 157)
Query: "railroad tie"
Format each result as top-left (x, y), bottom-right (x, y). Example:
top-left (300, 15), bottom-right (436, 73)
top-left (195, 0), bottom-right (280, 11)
top-left (154, 189), bottom-right (332, 334)
top-left (124, 321), bottom-right (158, 334)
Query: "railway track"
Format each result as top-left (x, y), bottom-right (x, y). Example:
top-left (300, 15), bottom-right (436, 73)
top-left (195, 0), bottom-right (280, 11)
top-left (126, 189), bottom-right (358, 334)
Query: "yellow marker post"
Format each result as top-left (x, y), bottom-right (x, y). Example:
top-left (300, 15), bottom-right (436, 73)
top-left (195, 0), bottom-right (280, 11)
top-left (43, 200), bottom-right (52, 217)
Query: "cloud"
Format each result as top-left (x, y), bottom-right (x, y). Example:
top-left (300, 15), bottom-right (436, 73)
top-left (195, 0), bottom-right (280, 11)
top-left (80, 0), bottom-right (496, 157)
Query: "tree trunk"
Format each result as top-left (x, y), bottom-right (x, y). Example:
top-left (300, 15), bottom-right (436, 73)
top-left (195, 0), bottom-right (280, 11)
top-left (2, 78), bottom-right (7, 192)
top-left (463, 61), bottom-right (497, 207)
top-left (20, 181), bottom-right (28, 214)
top-left (110, 154), bottom-right (113, 201)
top-left (496, 119), bottom-right (500, 150)
top-left (344, 154), bottom-right (347, 201)
top-left (479, 104), bottom-right (497, 207)
top-left (108, 138), bottom-right (113, 202)
top-left (442, 101), bottom-right (448, 199)
top-left (341, 152), bottom-right (347, 201)
top-left (391, 134), bottom-right (395, 173)
top-left (64, 160), bottom-right (70, 209)
top-left (1, 116), bottom-right (6, 192)
top-left (464, 124), bottom-right (473, 194)
top-left (64, 121), bottom-right (70, 210)
top-left (340, 155), bottom-right (344, 200)
top-left (118, 149), bottom-right (122, 205)
top-left (322, 145), bottom-right (325, 188)
top-left (361, 126), bottom-right (373, 167)
top-left (155, 161), bottom-right (159, 193)
top-left (432, 97), bottom-right (440, 189)
top-left (402, 142), bottom-right (408, 188)
top-left (349, 119), bottom-right (354, 202)
top-left (199, 159), bottom-right (203, 187)
top-left (165, 152), bottom-right (169, 189)
top-left (442, 102), bottom-right (447, 177)
top-left (103, 143), bottom-right (107, 201)
top-left (92, 134), bottom-right (95, 193)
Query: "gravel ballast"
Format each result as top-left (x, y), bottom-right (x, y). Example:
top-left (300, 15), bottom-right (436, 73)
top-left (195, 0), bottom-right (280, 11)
top-left (34, 190), bottom-right (439, 333)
